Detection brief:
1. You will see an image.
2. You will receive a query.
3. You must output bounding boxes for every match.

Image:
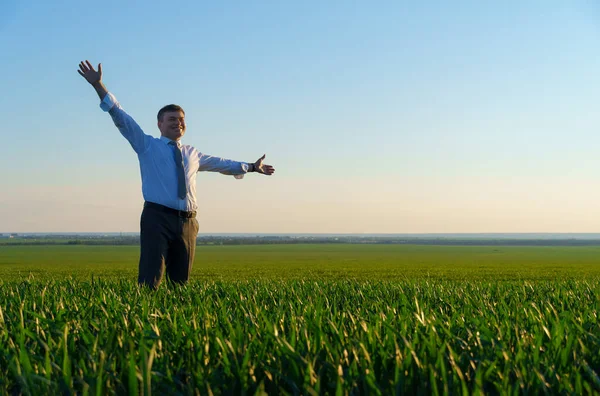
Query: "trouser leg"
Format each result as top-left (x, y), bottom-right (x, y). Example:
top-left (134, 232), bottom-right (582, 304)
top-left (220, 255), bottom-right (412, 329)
top-left (165, 216), bottom-right (199, 284)
top-left (138, 207), bottom-right (170, 289)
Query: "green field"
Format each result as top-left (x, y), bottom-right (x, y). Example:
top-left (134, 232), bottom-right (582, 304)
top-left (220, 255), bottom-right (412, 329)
top-left (3, 244), bottom-right (600, 281)
top-left (1, 244), bottom-right (599, 394)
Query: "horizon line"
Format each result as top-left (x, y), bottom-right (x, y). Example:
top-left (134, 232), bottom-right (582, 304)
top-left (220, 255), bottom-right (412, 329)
top-left (6, 232), bottom-right (600, 237)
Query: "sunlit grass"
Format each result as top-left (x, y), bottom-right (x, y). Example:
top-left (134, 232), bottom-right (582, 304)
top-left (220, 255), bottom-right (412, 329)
top-left (0, 245), bottom-right (599, 394)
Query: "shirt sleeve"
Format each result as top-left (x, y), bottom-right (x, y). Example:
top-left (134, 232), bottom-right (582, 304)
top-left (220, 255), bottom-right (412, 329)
top-left (198, 153), bottom-right (249, 179)
top-left (100, 93), bottom-right (152, 154)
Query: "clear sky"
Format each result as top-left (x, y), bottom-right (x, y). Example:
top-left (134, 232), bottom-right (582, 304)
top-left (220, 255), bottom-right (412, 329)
top-left (2, 0), bottom-right (600, 233)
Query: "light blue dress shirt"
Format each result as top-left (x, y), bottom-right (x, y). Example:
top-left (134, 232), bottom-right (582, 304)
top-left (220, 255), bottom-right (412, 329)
top-left (100, 93), bottom-right (249, 212)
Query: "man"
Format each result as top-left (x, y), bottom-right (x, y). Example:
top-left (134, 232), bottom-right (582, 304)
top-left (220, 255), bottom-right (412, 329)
top-left (78, 60), bottom-right (275, 289)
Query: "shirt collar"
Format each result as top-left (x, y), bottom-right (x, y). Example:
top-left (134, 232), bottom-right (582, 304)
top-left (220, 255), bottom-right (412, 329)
top-left (160, 136), bottom-right (181, 146)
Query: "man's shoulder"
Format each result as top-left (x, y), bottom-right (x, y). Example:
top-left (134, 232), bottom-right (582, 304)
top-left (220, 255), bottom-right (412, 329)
top-left (146, 135), bottom-right (164, 144)
top-left (138, 135), bottom-right (165, 152)
top-left (181, 143), bottom-right (200, 153)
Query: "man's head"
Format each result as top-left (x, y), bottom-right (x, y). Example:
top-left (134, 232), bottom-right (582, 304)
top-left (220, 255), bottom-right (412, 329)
top-left (157, 104), bottom-right (186, 141)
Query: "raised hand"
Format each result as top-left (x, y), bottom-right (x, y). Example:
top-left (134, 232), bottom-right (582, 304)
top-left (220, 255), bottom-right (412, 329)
top-left (254, 154), bottom-right (275, 175)
top-left (78, 60), bottom-right (102, 85)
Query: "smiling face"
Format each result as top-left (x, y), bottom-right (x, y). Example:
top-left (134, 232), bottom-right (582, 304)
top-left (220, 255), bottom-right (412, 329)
top-left (157, 105), bottom-right (186, 141)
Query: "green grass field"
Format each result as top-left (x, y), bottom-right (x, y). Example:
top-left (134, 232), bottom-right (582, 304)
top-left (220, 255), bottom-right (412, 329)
top-left (1, 244), bottom-right (599, 394)
top-left (3, 244), bottom-right (600, 281)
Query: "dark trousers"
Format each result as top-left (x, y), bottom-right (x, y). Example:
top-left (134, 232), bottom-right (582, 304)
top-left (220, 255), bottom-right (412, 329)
top-left (138, 202), bottom-right (199, 289)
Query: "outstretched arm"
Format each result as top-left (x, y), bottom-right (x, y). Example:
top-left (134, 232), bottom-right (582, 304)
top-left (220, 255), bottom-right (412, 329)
top-left (198, 153), bottom-right (275, 178)
top-left (77, 60), bottom-right (152, 154)
top-left (78, 60), bottom-right (108, 101)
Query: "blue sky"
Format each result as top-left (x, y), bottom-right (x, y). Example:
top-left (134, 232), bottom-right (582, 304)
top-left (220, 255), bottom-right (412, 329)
top-left (2, 0), bottom-right (600, 233)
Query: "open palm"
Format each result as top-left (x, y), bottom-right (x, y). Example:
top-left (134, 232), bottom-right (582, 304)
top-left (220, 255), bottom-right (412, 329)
top-left (78, 60), bottom-right (102, 85)
top-left (255, 154), bottom-right (275, 175)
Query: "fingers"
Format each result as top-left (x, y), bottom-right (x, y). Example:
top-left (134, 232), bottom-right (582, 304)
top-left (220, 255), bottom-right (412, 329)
top-left (78, 60), bottom-right (96, 73)
top-left (78, 61), bottom-right (89, 77)
top-left (254, 154), bottom-right (273, 175)
top-left (261, 165), bottom-right (275, 175)
top-left (78, 60), bottom-right (102, 80)
top-left (78, 61), bottom-right (91, 76)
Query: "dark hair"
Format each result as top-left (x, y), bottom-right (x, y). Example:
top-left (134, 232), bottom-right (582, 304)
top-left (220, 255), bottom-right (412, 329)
top-left (157, 104), bottom-right (185, 121)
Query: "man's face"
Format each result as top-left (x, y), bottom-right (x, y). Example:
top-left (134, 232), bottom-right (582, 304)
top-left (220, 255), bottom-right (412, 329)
top-left (158, 110), bottom-right (186, 141)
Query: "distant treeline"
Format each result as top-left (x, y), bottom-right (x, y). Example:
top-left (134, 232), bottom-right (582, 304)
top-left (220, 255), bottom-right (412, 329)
top-left (3, 235), bottom-right (600, 246)
top-left (0, 237), bottom-right (140, 246)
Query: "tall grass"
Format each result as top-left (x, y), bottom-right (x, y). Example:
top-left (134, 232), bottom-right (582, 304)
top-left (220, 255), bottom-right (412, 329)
top-left (1, 278), bottom-right (599, 394)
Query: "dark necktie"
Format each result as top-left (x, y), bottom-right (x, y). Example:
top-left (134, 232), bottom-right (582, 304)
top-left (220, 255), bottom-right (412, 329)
top-left (169, 141), bottom-right (187, 199)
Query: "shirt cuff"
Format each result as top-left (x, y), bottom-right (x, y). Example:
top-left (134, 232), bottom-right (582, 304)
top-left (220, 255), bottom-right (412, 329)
top-left (99, 92), bottom-right (118, 112)
top-left (233, 163), bottom-right (251, 179)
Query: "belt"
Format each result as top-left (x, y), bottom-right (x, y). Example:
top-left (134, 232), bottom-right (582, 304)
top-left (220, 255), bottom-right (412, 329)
top-left (144, 202), bottom-right (196, 218)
